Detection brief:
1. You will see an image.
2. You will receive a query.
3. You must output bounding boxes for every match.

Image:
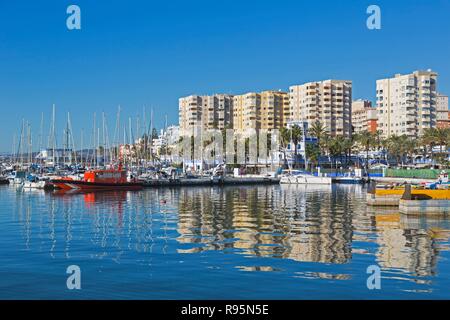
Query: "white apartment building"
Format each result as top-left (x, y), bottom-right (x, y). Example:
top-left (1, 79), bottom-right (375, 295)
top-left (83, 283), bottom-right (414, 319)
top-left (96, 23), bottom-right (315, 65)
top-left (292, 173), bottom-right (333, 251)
top-left (436, 93), bottom-right (449, 128)
top-left (289, 80), bottom-right (353, 137)
top-left (376, 70), bottom-right (438, 138)
top-left (152, 125), bottom-right (180, 156)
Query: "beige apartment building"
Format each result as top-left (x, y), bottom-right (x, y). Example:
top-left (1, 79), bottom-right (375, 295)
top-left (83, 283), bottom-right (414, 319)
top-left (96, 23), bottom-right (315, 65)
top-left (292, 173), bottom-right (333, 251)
top-left (352, 100), bottom-right (378, 134)
top-left (233, 90), bottom-right (289, 135)
top-left (179, 94), bottom-right (234, 135)
top-left (436, 93), bottom-right (449, 129)
top-left (376, 70), bottom-right (438, 138)
top-left (289, 80), bottom-right (353, 137)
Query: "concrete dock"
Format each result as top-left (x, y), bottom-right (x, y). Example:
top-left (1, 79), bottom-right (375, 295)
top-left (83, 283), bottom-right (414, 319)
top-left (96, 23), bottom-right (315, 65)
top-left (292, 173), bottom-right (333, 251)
top-left (366, 193), bottom-right (402, 206)
top-left (399, 199), bottom-right (450, 216)
top-left (142, 176), bottom-right (280, 188)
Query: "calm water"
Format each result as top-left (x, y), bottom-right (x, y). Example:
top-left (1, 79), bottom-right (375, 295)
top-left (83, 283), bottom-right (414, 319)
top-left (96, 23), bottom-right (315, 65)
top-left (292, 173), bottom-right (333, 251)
top-left (1, 184), bottom-right (450, 299)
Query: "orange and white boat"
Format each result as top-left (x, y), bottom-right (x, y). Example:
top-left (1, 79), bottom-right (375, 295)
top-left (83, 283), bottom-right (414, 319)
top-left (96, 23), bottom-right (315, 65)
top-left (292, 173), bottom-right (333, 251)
top-left (49, 165), bottom-right (143, 191)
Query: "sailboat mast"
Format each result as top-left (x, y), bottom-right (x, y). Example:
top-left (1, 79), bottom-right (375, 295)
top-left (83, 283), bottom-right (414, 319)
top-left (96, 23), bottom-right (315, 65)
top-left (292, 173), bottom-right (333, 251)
top-left (129, 117), bottom-right (132, 168)
top-left (102, 112), bottom-right (106, 166)
top-left (97, 128), bottom-right (100, 168)
top-left (38, 112), bottom-right (44, 165)
top-left (52, 104), bottom-right (56, 167)
top-left (94, 113), bottom-right (97, 168)
top-left (150, 108), bottom-right (154, 162)
top-left (113, 106), bottom-right (121, 163)
top-left (80, 129), bottom-right (84, 165)
top-left (12, 133), bottom-right (17, 165)
top-left (28, 122), bottom-right (32, 166)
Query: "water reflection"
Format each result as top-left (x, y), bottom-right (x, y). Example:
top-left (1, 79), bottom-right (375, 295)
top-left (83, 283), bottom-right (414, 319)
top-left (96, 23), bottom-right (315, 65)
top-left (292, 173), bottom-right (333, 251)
top-left (6, 184), bottom-right (450, 294)
top-left (370, 208), bottom-right (448, 278)
top-left (177, 185), bottom-right (353, 264)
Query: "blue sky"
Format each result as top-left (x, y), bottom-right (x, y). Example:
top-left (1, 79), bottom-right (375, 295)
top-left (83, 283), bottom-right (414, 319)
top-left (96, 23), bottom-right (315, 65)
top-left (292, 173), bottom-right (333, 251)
top-left (0, 0), bottom-right (449, 152)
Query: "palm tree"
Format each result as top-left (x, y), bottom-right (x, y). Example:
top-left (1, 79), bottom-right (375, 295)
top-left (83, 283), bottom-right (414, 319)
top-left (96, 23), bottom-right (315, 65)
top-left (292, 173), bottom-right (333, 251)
top-left (341, 137), bottom-right (355, 167)
top-left (327, 136), bottom-right (346, 173)
top-left (386, 135), bottom-right (412, 167)
top-left (280, 127), bottom-right (291, 169)
top-left (422, 128), bottom-right (437, 165)
top-left (305, 143), bottom-right (320, 172)
top-left (435, 128), bottom-right (449, 161)
top-left (404, 137), bottom-right (417, 165)
top-left (291, 125), bottom-right (302, 168)
top-left (373, 130), bottom-right (383, 150)
top-left (309, 121), bottom-right (326, 149)
top-left (355, 131), bottom-right (375, 172)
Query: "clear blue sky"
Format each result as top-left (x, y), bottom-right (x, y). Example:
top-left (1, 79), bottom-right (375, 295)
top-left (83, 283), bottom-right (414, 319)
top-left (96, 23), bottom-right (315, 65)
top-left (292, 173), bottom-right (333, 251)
top-left (1, 0), bottom-right (449, 152)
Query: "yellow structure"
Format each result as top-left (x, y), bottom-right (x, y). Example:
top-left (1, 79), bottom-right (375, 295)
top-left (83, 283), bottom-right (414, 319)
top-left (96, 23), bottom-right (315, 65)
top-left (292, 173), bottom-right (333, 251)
top-left (375, 189), bottom-right (450, 200)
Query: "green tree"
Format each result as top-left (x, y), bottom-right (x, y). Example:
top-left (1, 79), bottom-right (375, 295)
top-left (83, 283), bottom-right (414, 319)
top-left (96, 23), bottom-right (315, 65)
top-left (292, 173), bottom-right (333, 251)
top-left (355, 131), bottom-right (376, 171)
top-left (327, 136), bottom-right (346, 173)
top-left (306, 143), bottom-right (320, 172)
top-left (280, 127), bottom-right (291, 169)
top-left (291, 125), bottom-right (302, 168)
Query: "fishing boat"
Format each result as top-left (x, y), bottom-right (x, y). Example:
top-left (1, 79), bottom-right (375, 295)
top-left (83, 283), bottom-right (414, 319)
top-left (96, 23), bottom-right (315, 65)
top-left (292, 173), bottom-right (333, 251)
top-left (48, 165), bottom-right (143, 191)
top-left (280, 170), bottom-right (332, 185)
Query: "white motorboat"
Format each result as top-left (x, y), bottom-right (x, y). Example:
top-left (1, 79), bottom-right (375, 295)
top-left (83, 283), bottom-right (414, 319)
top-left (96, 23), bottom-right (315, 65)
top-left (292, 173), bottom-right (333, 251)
top-left (280, 170), bottom-right (332, 185)
top-left (7, 171), bottom-right (27, 185)
top-left (22, 180), bottom-right (47, 189)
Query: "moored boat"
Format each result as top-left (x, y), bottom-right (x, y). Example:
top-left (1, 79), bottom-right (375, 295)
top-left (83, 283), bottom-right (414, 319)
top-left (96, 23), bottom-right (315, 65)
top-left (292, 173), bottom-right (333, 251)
top-left (280, 170), bottom-right (332, 185)
top-left (48, 167), bottom-right (143, 191)
top-left (22, 175), bottom-right (47, 189)
top-left (333, 176), bottom-right (364, 184)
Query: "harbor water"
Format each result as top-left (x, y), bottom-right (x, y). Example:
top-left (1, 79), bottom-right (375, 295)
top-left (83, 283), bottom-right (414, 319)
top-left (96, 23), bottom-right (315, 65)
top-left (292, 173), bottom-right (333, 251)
top-left (1, 184), bottom-right (450, 299)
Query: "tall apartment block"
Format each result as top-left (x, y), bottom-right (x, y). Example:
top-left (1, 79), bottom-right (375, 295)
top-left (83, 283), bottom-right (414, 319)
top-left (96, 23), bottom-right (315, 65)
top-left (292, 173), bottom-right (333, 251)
top-left (233, 90), bottom-right (289, 135)
top-left (376, 70), bottom-right (438, 138)
top-left (179, 94), bottom-right (234, 135)
top-left (352, 100), bottom-right (378, 134)
top-left (436, 93), bottom-right (449, 129)
top-left (289, 80), bottom-right (352, 137)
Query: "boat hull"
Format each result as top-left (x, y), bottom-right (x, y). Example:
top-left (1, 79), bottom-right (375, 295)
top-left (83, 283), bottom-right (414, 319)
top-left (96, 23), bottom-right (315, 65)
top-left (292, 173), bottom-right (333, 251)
top-left (280, 175), bottom-right (332, 185)
top-left (333, 177), bottom-right (364, 184)
top-left (49, 179), bottom-right (144, 191)
top-left (23, 181), bottom-right (47, 189)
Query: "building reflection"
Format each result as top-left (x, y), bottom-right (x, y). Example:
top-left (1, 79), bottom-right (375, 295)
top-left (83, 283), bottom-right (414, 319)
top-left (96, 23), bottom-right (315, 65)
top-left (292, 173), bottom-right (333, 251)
top-left (177, 185), bottom-right (353, 264)
top-left (10, 185), bottom-right (450, 280)
top-left (364, 207), bottom-right (450, 277)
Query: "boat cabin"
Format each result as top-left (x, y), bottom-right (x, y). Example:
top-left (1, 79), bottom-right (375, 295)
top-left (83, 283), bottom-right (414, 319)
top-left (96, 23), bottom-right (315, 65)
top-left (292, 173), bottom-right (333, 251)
top-left (84, 170), bottom-right (127, 183)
